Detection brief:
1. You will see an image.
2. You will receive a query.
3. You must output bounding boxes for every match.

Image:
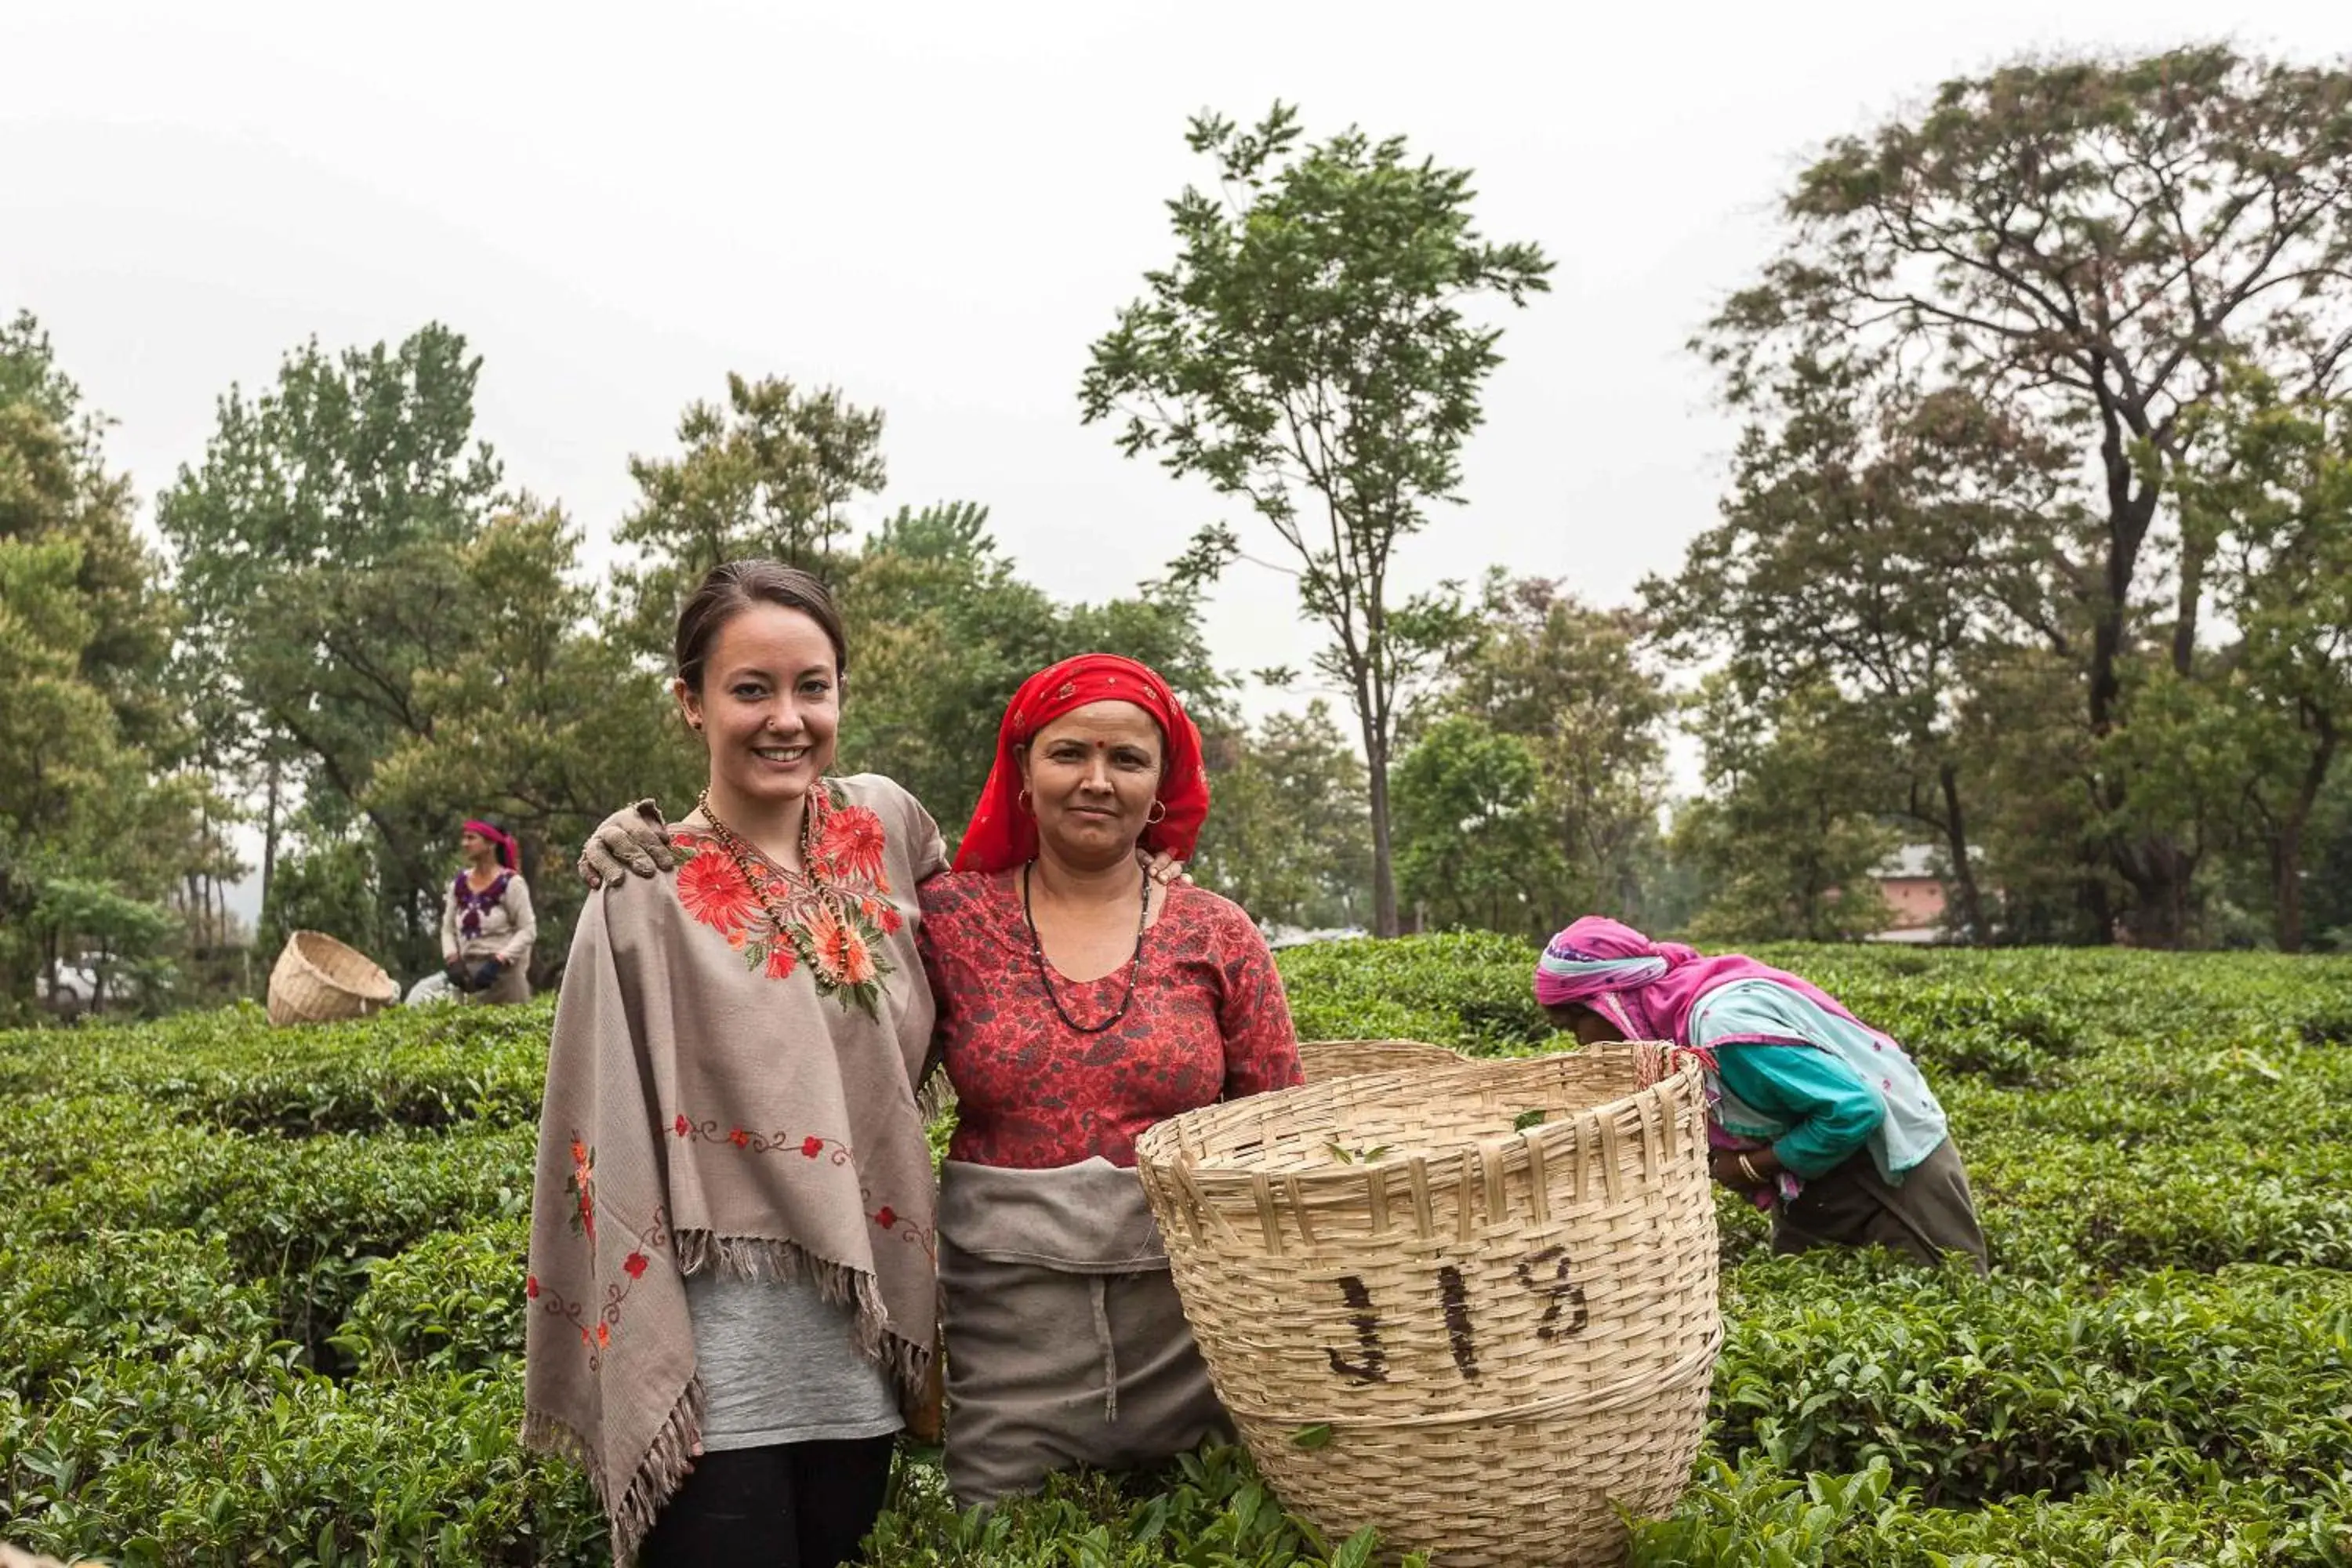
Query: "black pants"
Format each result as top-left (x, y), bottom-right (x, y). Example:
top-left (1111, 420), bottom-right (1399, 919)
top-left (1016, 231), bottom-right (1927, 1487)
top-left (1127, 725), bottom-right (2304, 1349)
top-left (640, 1436), bottom-right (895, 1568)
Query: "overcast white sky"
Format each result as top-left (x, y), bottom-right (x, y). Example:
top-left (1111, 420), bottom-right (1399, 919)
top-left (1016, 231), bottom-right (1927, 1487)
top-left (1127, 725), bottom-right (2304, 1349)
top-left (5, 2), bottom-right (2345, 910)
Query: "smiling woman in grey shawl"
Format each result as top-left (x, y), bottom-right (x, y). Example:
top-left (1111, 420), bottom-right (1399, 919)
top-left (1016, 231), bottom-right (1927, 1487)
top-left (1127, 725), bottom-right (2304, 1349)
top-left (523, 561), bottom-right (946, 1568)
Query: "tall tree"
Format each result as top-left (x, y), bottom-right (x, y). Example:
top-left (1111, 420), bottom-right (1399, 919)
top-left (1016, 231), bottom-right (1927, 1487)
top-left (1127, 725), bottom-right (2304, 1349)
top-left (365, 499), bottom-right (702, 979)
top-left (1672, 678), bottom-right (1898, 944)
top-left (1391, 714), bottom-right (1563, 938)
top-left (1441, 573), bottom-right (1674, 924)
top-left (1953, 649), bottom-right (2111, 943)
top-left (837, 502), bottom-right (1231, 844)
top-left (1192, 702), bottom-right (1372, 930)
top-left (1700, 48), bottom-right (2352, 945)
top-left (1648, 365), bottom-right (2071, 942)
top-left (0, 534), bottom-right (140, 1004)
top-left (2299, 761), bottom-right (2352, 949)
top-left (0, 315), bottom-right (224, 1014)
top-left (2171, 371), bottom-right (2352, 949)
top-left (615, 375), bottom-right (887, 653)
top-left (157, 325), bottom-right (503, 969)
top-left (0, 312), bottom-right (180, 754)
top-left (1081, 103), bottom-right (1552, 936)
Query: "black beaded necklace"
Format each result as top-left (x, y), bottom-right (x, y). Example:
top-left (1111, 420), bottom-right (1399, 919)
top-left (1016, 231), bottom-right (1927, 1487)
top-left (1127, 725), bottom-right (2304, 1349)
top-left (1021, 861), bottom-right (1149, 1035)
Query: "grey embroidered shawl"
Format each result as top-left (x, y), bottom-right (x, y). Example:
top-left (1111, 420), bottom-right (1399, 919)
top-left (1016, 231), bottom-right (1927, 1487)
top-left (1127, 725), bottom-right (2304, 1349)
top-left (523, 775), bottom-right (945, 1563)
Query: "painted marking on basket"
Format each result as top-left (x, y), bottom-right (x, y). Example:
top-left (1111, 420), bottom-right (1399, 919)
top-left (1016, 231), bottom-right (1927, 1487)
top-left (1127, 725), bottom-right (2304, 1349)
top-left (1324, 1276), bottom-right (1388, 1383)
top-left (1322, 1247), bottom-right (1591, 1386)
top-left (1437, 1265), bottom-right (1479, 1380)
top-left (1514, 1245), bottom-right (1591, 1340)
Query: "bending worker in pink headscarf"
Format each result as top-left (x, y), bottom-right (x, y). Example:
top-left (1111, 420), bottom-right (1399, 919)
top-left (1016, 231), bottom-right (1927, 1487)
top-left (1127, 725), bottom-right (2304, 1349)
top-left (1535, 917), bottom-right (1986, 1271)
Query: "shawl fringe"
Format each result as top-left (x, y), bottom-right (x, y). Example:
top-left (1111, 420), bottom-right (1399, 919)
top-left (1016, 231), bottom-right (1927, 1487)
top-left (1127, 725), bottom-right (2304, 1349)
top-left (672, 1228), bottom-right (934, 1396)
top-left (914, 1065), bottom-right (957, 1126)
top-left (524, 1377), bottom-right (704, 1567)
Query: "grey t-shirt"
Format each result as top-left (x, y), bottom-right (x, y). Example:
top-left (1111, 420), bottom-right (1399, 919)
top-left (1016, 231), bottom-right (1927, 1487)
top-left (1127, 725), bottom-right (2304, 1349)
top-left (686, 1272), bottom-right (902, 1450)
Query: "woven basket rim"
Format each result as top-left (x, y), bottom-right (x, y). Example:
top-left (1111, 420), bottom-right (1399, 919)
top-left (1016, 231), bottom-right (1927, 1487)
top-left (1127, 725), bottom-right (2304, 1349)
top-left (1138, 1046), bottom-right (1697, 1190)
top-left (1298, 1036), bottom-right (1465, 1047)
top-left (285, 929), bottom-right (398, 1000)
top-left (1294, 1037), bottom-right (1464, 1076)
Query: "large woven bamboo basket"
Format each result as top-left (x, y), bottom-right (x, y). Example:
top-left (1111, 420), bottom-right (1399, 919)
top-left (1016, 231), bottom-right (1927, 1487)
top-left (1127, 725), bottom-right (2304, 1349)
top-left (266, 931), bottom-right (399, 1027)
top-left (1295, 1037), bottom-right (1465, 1084)
top-left (1134, 1044), bottom-right (1719, 1567)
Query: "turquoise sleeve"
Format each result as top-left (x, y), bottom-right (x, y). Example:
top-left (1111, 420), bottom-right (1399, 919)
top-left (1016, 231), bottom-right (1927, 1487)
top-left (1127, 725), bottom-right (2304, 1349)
top-left (1713, 1044), bottom-right (1885, 1179)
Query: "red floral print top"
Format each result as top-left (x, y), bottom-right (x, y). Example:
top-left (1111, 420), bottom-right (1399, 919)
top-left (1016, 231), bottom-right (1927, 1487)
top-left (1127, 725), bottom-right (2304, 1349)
top-left (918, 872), bottom-right (1303, 1169)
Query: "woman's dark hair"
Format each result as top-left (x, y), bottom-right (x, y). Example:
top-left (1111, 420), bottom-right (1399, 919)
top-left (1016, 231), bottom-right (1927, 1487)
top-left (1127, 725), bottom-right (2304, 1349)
top-left (673, 560), bottom-right (848, 693)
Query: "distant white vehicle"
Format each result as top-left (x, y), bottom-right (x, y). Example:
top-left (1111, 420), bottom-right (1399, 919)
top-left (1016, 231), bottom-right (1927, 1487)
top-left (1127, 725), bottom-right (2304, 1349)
top-left (1262, 924), bottom-right (1370, 951)
top-left (34, 964), bottom-right (100, 1017)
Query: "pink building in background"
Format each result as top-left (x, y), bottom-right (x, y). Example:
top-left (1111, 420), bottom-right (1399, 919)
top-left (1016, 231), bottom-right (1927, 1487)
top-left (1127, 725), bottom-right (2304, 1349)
top-left (1873, 844), bottom-right (1948, 944)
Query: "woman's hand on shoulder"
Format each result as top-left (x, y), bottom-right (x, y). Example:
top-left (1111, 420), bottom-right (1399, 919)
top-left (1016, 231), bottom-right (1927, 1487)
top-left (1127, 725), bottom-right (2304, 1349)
top-left (1141, 848), bottom-right (1194, 888)
top-left (577, 800), bottom-right (678, 888)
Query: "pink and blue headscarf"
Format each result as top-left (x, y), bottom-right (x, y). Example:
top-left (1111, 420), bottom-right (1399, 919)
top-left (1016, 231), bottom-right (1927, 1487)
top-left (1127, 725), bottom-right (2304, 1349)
top-left (1532, 916), bottom-right (1870, 1058)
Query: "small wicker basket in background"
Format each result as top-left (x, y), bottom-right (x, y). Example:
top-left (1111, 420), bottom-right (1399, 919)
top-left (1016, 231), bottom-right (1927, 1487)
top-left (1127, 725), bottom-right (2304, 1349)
top-left (266, 931), bottom-right (399, 1027)
top-left (1295, 1037), bottom-right (1465, 1084)
top-left (1136, 1043), bottom-right (1719, 1567)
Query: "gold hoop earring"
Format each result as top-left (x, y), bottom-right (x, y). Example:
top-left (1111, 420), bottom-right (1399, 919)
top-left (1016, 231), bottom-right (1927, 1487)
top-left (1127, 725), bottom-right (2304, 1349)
top-left (1017, 788), bottom-right (1033, 815)
top-left (1145, 800), bottom-right (1167, 826)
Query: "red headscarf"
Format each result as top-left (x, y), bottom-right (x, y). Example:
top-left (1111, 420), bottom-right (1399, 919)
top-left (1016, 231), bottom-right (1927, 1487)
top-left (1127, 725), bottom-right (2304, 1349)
top-left (953, 654), bottom-right (1210, 874)
top-left (463, 818), bottom-right (519, 872)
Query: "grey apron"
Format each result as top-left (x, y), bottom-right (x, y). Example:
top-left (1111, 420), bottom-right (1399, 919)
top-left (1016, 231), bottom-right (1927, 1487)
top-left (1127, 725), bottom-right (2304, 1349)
top-left (936, 1157), bottom-right (1232, 1506)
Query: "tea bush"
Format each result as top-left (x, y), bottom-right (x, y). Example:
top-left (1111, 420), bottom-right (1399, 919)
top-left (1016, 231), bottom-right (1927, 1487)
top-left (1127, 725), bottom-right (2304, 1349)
top-left (15, 1116), bottom-right (535, 1370)
top-left (1276, 931), bottom-right (1554, 1052)
top-left (328, 1218), bottom-right (529, 1381)
top-left (1, 942), bottom-right (2347, 1566)
top-left (0, 1001), bottom-right (550, 1136)
top-left (0, 1229), bottom-right (278, 1403)
top-left (3, 1367), bottom-right (601, 1567)
top-left (1820, 979), bottom-right (2085, 1086)
top-left (864, 1445), bottom-right (1415, 1568)
top-left (1632, 1456), bottom-right (2352, 1566)
top-left (1711, 1254), bottom-right (2352, 1504)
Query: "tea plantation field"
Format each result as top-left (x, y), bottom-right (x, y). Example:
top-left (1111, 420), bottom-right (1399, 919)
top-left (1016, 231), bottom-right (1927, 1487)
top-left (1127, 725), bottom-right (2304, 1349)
top-left (3, 937), bottom-right (2349, 1566)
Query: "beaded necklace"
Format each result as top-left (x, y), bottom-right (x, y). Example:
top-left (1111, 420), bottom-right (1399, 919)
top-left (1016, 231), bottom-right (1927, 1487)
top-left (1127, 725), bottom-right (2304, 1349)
top-left (696, 787), bottom-right (823, 928)
top-left (1020, 861), bottom-right (1149, 1036)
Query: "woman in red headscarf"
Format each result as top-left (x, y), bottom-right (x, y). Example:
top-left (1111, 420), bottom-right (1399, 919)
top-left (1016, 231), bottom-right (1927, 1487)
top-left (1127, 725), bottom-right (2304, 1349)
top-left (441, 817), bottom-right (535, 1004)
top-left (917, 653), bottom-right (1302, 1506)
